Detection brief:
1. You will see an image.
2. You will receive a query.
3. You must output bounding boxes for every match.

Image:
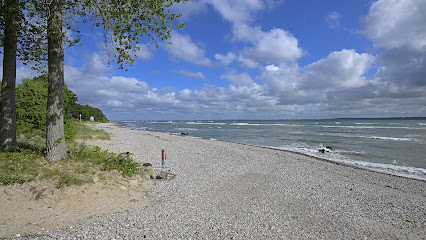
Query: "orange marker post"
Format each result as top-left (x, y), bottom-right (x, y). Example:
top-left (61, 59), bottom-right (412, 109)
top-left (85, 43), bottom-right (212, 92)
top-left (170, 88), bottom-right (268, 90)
top-left (162, 149), bottom-right (166, 167)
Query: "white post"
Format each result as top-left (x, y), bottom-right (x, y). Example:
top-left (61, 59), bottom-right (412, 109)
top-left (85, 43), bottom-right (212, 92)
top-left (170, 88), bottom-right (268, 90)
top-left (79, 114), bottom-right (81, 122)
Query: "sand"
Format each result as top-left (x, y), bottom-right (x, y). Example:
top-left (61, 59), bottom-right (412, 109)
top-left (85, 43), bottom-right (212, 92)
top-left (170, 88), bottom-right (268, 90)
top-left (2, 122), bottom-right (426, 239)
top-left (0, 133), bottom-right (154, 238)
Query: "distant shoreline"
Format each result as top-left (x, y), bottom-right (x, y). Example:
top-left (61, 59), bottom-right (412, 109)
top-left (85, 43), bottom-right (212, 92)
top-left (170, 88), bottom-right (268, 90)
top-left (112, 117), bottom-right (426, 122)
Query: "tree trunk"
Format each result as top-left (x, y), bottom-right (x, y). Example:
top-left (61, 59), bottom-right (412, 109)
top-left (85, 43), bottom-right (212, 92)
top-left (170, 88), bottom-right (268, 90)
top-left (0, 0), bottom-right (18, 150)
top-left (46, 0), bottom-right (67, 161)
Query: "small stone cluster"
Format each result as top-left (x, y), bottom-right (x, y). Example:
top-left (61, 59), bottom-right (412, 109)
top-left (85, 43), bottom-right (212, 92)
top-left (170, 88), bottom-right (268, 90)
top-left (140, 162), bottom-right (175, 180)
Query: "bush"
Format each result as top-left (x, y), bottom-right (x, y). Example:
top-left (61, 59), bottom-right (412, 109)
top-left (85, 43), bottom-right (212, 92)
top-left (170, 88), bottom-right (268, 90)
top-left (0, 142), bottom-right (141, 187)
top-left (0, 151), bottom-right (42, 185)
top-left (69, 144), bottom-right (141, 177)
top-left (0, 175), bottom-right (28, 185)
top-left (14, 74), bottom-right (108, 139)
top-left (102, 152), bottom-right (142, 177)
top-left (64, 120), bottom-right (75, 142)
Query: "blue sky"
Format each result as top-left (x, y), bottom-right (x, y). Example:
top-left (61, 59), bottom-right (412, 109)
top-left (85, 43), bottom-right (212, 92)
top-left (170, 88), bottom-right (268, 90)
top-left (2, 0), bottom-right (426, 120)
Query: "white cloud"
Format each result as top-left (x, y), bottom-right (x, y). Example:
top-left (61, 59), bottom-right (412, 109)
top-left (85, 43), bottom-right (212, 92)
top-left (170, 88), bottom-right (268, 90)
top-left (241, 27), bottom-right (303, 65)
top-left (83, 52), bottom-right (109, 75)
top-left (164, 32), bottom-right (212, 66)
top-left (303, 49), bottom-right (375, 89)
top-left (326, 11), bottom-right (342, 28)
top-left (237, 55), bottom-right (261, 69)
top-left (232, 24), bottom-right (264, 43)
top-left (265, 65), bottom-right (280, 71)
top-left (206, 0), bottom-right (283, 25)
top-left (215, 52), bottom-right (236, 65)
top-left (232, 25), bottom-right (303, 68)
top-left (362, 0), bottom-right (426, 50)
top-left (362, 0), bottom-right (426, 100)
top-left (208, 0), bottom-right (264, 24)
top-left (258, 49), bottom-right (375, 106)
top-left (134, 44), bottom-right (153, 61)
top-left (221, 72), bottom-right (255, 87)
top-left (171, 0), bottom-right (209, 20)
top-left (260, 63), bottom-right (305, 102)
top-left (175, 70), bottom-right (206, 80)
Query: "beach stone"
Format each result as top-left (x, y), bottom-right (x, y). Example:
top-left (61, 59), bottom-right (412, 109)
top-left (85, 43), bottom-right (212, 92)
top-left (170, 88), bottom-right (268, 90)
top-left (93, 175), bottom-right (99, 183)
top-left (141, 164), bottom-right (156, 179)
top-left (156, 171), bottom-right (168, 180)
top-left (120, 186), bottom-right (127, 191)
top-left (129, 180), bottom-right (138, 188)
top-left (41, 187), bottom-right (56, 196)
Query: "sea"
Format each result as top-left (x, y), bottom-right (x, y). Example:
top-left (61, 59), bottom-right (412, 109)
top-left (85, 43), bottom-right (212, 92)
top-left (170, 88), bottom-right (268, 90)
top-left (118, 118), bottom-right (426, 181)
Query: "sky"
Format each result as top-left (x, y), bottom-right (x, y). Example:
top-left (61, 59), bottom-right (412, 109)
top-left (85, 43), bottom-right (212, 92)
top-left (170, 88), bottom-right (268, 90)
top-left (1, 0), bottom-right (426, 120)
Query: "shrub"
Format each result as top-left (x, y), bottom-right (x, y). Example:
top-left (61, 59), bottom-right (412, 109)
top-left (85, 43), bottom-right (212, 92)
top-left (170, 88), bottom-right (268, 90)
top-left (0, 175), bottom-right (28, 185)
top-left (102, 152), bottom-right (142, 177)
top-left (64, 120), bottom-right (75, 142)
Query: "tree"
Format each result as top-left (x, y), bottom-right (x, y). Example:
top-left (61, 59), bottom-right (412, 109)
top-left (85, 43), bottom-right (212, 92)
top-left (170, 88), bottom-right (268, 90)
top-left (1, 0), bottom-right (48, 150)
top-left (15, 74), bottom-right (98, 138)
top-left (0, 0), bottom-right (18, 150)
top-left (2, 0), bottom-right (186, 159)
top-left (16, 75), bottom-right (49, 136)
top-left (44, 0), bottom-right (186, 161)
top-left (45, 0), bottom-right (67, 162)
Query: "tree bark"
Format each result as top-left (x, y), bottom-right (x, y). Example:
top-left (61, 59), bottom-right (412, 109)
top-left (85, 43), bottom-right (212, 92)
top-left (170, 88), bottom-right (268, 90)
top-left (46, 0), bottom-right (68, 161)
top-left (1, 0), bottom-right (18, 150)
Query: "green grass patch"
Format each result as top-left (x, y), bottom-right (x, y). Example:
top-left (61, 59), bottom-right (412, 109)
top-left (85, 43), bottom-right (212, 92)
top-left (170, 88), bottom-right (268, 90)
top-left (0, 149), bottom-right (46, 185)
top-left (1, 141), bottom-right (142, 187)
top-left (73, 121), bottom-right (111, 140)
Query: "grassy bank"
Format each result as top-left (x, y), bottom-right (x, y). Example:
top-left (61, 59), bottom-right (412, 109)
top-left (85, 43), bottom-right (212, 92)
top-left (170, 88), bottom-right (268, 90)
top-left (73, 121), bottom-right (111, 140)
top-left (0, 122), bottom-right (140, 187)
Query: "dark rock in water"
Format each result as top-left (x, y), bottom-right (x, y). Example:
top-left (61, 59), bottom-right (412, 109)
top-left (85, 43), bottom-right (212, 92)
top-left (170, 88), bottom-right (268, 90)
top-left (181, 132), bottom-right (189, 135)
top-left (319, 146), bottom-right (335, 153)
top-left (325, 146), bottom-right (334, 151)
top-left (156, 171), bottom-right (168, 179)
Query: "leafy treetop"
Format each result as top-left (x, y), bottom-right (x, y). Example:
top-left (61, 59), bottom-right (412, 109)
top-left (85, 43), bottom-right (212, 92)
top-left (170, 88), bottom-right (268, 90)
top-left (1, 0), bottom-right (187, 71)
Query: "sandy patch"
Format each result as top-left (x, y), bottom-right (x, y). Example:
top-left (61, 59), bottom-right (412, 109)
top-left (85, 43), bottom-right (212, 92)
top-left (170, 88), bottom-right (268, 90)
top-left (1, 128), bottom-right (155, 238)
top-left (0, 172), bottom-right (154, 237)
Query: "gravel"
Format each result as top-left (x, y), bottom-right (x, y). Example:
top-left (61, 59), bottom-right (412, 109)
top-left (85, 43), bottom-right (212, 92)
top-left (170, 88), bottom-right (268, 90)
top-left (13, 123), bottom-right (426, 239)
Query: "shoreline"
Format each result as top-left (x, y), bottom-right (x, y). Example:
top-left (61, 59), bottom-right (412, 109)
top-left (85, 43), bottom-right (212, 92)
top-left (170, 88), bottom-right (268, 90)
top-left (117, 121), bottom-right (426, 182)
top-left (8, 122), bottom-right (426, 239)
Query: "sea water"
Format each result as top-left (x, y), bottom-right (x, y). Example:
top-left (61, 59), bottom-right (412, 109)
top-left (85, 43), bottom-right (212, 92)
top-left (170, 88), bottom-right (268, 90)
top-left (118, 119), bottom-right (426, 181)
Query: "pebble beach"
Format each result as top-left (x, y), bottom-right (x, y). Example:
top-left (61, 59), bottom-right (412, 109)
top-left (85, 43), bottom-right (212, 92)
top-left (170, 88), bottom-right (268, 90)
top-left (13, 122), bottom-right (426, 239)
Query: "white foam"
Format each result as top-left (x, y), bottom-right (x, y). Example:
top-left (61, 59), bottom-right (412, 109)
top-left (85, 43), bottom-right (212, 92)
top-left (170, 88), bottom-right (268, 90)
top-left (367, 136), bottom-right (415, 142)
top-left (278, 145), bottom-right (426, 181)
top-left (186, 121), bottom-right (226, 125)
top-left (321, 125), bottom-right (425, 130)
top-left (321, 132), bottom-right (418, 142)
top-left (176, 128), bottom-right (198, 131)
top-left (229, 123), bottom-right (302, 127)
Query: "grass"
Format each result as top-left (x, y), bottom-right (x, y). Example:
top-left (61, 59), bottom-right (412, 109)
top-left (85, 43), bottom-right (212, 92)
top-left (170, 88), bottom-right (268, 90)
top-left (0, 122), bottom-right (141, 187)
top-left (0, 149), bottom-right (46, 185)
top-left (73, 121), bottom-right (111, 140)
